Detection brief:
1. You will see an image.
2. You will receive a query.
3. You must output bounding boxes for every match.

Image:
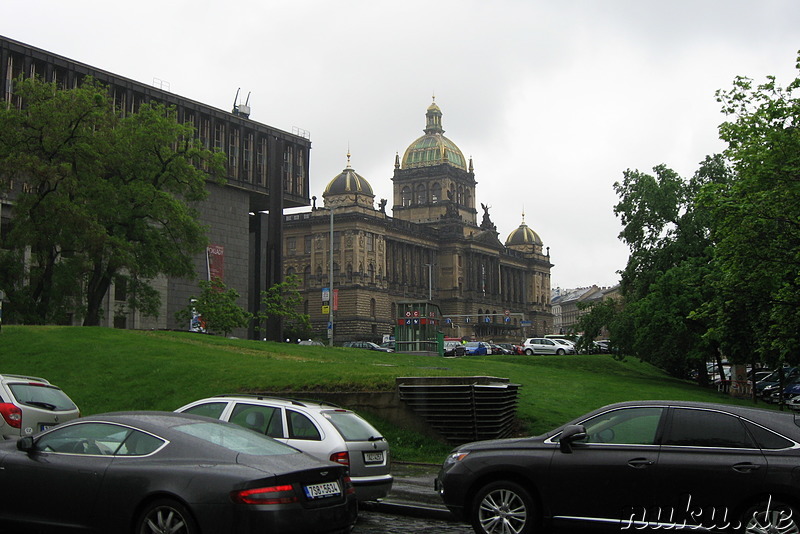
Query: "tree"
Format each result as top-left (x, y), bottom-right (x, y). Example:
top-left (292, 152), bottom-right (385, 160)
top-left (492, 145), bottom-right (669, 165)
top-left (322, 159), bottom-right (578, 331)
top-left (175, 277), bottom-right (252, 337)
top-left (700, 61), bottom-right (800, 366)
top-left (610, 156), bottom-right (733, 379)
top-left (0, 76), bottom-right (226, 325)
top-left (257, 275), bottom-right (312, 341)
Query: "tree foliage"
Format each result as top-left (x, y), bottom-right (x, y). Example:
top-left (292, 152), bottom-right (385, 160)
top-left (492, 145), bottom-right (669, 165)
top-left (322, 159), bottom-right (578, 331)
top-left (257, 275), bottom-right (312, 341)
top-left (175, 277), bottom-right (252, 337)
top-left (0, 76), bottom-right (226, 325)
top-left (595, 53), bottom-right (800, 379)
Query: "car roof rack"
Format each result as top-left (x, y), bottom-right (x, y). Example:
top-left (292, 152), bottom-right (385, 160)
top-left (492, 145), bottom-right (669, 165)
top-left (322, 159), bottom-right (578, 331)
top-left (0, 373), bottom-right (51, 384)
top-left (210, 394), bottom-right (342, 409)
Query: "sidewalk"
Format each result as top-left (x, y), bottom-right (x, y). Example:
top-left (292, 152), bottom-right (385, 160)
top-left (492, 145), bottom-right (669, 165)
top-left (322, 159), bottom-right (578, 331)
top-left (360, 462), bottom-right (456, 521)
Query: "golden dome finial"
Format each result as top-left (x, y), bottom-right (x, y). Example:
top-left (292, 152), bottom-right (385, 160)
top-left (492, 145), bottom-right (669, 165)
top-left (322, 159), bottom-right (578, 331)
top-left (346, 145), bottom-right (352, 168)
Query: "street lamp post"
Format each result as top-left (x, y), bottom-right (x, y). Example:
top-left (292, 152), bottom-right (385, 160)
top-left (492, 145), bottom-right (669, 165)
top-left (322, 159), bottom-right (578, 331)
top-left (328, 206), bottom-right (334, 347)
top-left (424, 263), bottom-right (433, 301)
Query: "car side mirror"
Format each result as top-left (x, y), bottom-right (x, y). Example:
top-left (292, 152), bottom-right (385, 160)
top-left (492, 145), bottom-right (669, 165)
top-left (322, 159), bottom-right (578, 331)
top-left (17, 436), bottom-right (34, 453)
top-left (559, 424), bottom-right (587, 454)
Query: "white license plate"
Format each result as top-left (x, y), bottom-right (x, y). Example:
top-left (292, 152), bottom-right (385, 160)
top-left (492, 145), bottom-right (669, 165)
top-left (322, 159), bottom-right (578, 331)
top-left (39, 424), bottom-right (52, 432)
top-left (304, 481), bottom-right (340, 499)
top-left (363, 451), bottom-right (384, 464)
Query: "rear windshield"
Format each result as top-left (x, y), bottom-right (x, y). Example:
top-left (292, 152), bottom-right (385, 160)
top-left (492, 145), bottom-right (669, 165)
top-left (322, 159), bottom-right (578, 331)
top-left (8, 383), bottom-right (77, 411)
top-left (323, 411), bottom-right (382, 441)
top-left (174, 421), bottom-right (298, 456)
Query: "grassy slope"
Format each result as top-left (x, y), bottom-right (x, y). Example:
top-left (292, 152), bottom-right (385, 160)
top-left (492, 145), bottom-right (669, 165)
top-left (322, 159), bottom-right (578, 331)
top-left (0, 326), bottom-right (754, 461)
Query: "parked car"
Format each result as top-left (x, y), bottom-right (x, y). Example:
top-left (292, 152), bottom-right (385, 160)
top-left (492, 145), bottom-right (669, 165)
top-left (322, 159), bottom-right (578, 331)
top-left (489, 344), bottom-right (512, 355)
top-left (757, 367), bottom-right (800, 401)
top-left (593, 339), bottom-right (611, 353)
top-left (443, 341), bottom-right (466, 357)
top-left (342, 341), bottom-right (393, 353)
top-left (176, 395), bottom-right (392, 501)
top-left (298, 339), bottom-right (325, 346)
top-left (464, 341), bottom-right (488, 355)
top-left (436, 400), bottom-right (800, 534)
top-left (0, 411), bottom-right (357, 533)
top-left (495, 343), bottom-right (522, 355)
top-left (522, 338), bottom-right (574, 355)
top-left (0, 374), bottom-right (80, 440)
top-left (379, 340), bottom-right (396, 351)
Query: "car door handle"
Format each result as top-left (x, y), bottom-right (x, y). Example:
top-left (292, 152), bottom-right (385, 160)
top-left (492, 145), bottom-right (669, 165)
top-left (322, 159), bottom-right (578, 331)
top-left (732, 462), bottom-right (761, 473)
top-left (627, 458), bottom-right (655, 469)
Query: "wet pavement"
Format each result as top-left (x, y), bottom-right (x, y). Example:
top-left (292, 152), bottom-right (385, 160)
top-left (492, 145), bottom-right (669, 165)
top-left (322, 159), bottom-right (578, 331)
top-left (356, 462), bottom-right (471, 533)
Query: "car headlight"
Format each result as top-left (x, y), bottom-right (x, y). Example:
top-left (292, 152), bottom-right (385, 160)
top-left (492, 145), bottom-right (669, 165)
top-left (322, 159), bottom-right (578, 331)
top-left (442, 451), bottom-right (470, 470)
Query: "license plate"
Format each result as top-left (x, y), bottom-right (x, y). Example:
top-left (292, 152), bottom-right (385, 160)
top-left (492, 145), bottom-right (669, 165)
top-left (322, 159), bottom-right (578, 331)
top-left (39, 424), bottom-right (52, 432)
top-left (363, 451), bottom-right (384, 464)
top-left (304, 481), bottom-right (341, 499)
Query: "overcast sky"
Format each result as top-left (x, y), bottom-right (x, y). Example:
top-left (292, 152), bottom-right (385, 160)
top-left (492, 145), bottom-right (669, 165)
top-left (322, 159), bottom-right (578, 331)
top-left (4, 1), bottom-right (800, 289)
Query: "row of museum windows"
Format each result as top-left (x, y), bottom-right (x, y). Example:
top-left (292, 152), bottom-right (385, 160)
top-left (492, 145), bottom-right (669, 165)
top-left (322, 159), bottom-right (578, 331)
top-left (286, 232), bottom-right (375, 256)
top-left (399, 183), bottom-right (473, 208)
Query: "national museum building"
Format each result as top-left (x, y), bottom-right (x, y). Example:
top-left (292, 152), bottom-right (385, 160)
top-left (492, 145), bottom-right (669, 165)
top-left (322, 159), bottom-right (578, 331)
top-left (283, 100), bottom-right (554, 343)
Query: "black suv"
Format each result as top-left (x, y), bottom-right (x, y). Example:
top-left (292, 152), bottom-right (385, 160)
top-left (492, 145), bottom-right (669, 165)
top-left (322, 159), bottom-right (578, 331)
top-left (437, 400), bottom-right (800, 534)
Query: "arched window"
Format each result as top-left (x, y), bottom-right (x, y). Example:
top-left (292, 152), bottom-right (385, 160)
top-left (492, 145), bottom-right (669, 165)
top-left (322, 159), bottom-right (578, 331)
top-left (370, 298), bottom-right (376, 318)
top-left (303, 265), bottom-right (311, 288)
top-left (346, 263), bottom-right (353, 281)
top-left (431, 182), bottom-right (441, 203)
top-left (316, 265), bottom-right (323, 281)
top-left (333, 262), bottom-right (340, 281)
top-left (416, 183), bottom-right (427, 204)
top-left (464, 188), bottom-right (472, 208)
top-left (401, 187), bottom-right (412, 207)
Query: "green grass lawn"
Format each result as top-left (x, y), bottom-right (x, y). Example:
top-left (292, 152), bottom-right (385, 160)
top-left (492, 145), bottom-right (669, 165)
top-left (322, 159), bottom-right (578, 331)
top-left (0, 326), bottom-right (756, 462)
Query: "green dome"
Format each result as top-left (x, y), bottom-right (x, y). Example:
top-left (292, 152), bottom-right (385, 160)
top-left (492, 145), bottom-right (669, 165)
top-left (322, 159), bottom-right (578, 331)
top-left (401, 100), bottom-right (467, 170)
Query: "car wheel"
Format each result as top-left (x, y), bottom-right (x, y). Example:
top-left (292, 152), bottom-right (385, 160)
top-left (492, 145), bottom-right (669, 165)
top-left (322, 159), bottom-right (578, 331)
top-left (741, 500), bottom-right (800, 534)
top-left (471, 480), bottom-right (536, 534)
top-left (556, 348), bottom-right (565, 355)
top-left (524, 349), bottom-right (533, 355)
top-left (136, 499), bottom-right (198, 534)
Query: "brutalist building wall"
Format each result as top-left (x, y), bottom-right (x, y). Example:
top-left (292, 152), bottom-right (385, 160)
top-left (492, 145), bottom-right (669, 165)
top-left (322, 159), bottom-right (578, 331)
top-left (0, 35), bottom-right (312, 338)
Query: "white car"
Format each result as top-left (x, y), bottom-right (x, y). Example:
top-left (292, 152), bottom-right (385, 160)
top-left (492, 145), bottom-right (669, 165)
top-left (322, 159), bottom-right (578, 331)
top-left (176, 395), bottom-right (393, 501)
top-left (522, 338), bottom-right (575, 355)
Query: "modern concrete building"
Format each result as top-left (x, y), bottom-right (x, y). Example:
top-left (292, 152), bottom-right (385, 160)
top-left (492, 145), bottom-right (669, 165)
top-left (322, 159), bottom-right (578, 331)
top-left (0, 35), bottom-right (311, 338)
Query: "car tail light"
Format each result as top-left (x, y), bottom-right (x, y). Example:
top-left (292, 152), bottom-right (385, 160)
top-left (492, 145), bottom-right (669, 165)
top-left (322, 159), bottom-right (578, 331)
top-left (330, 451), bottom-right (350, 466)
top-left (231, 484), bottom-right (298, 505)
top-left (343, 476), bottom-right (356, 495)
top-left (0, 403), bottom-right (21, 428)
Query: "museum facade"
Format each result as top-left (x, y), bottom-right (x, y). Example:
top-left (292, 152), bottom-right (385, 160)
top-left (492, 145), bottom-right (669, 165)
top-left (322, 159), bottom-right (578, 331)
top-left (283, 100), bottom-right (553, 344)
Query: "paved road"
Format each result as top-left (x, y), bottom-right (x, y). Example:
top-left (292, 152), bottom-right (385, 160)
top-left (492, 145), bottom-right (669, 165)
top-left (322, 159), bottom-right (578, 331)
top-left (353, 510), bottom-right (472, 534)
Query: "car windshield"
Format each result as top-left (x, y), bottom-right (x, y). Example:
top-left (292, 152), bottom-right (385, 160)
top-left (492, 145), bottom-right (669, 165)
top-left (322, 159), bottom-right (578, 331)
top-left (323, 411), bottom-right (383, 441)
top-left (8, 383), bottom-right (77, 411)
top-left (174, 421), bottom-right (298, 456)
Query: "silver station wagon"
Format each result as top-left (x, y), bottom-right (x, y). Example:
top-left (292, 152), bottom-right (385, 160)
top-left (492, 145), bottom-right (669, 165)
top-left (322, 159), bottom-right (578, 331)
top-left (176, 395), bottom-right (393, 501)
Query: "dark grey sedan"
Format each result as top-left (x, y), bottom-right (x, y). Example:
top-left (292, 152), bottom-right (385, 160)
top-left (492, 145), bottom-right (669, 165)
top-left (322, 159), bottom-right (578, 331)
top-left (436, 400), bottom-right (800, 534)
top-left (0, 411), bottom-right (357, 533)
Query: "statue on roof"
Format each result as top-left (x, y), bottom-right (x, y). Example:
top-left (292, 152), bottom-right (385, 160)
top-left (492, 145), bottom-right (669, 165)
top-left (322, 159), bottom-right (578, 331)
top-left (480, 203), bottom-right (496, 231)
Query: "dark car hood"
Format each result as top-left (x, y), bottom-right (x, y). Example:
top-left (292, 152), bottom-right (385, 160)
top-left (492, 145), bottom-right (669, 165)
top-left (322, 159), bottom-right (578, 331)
top-left (456, 435), bottom-right (546, 452)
